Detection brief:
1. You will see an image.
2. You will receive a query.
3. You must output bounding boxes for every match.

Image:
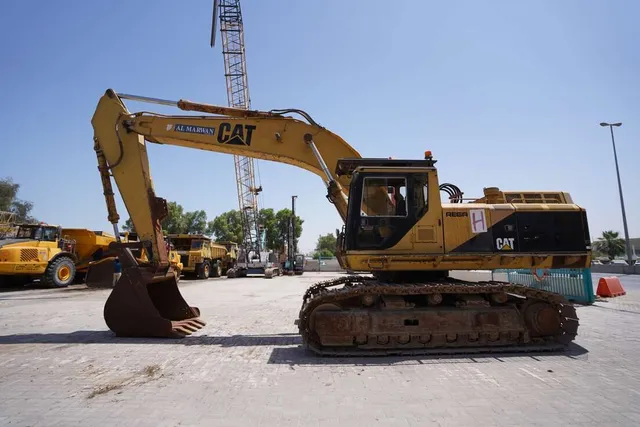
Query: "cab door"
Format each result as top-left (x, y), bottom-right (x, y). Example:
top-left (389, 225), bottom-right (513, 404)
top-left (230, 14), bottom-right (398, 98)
top-left (409, 171), bottom-right (444, 254)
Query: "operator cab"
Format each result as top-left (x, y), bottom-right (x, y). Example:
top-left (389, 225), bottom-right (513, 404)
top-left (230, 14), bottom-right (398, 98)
top-left (337, 154), bottom-right (437, 251)
top-left (14, 224), bottom-right (60, 242)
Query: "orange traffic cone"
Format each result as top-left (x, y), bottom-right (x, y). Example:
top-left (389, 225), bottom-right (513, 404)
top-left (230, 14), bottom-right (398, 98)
top-left (596, 276), bottom-right (626, 298)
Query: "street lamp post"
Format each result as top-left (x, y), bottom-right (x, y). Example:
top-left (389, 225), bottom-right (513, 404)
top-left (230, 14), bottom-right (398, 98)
top-left (599, 122), bottom-right (633, 266)
top-left (291, 195), bottom-right (297, 255)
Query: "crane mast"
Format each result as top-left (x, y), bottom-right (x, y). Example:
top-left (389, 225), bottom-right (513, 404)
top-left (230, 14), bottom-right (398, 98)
top-left (213, 0), bottom-right (264, 268)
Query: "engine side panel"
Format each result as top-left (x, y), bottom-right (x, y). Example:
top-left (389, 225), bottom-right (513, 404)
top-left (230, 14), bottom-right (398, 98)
top-left (448, 207), bottom-right (590, 254)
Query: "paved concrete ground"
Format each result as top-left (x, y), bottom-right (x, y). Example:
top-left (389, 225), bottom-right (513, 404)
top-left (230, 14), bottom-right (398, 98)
top-left (0, 272), bottom-right (639, 426)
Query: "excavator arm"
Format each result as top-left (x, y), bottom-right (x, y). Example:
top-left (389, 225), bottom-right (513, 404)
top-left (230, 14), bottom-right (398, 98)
top-left (90, 89), bottom-right (372, 338)
top-left (92, 89), bottom-right (361, 269)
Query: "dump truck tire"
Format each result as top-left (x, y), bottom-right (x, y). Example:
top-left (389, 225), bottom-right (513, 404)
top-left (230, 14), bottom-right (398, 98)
top-left (43, 256), bottom-right (76, 288)
top-left (197, 261), bottom-right (210, 280)
top-left (211, 263), bottom-right (221, 278)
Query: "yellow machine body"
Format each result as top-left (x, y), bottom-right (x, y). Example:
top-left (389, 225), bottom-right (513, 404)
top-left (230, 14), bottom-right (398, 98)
top-left (0, 224), bottom-right (116, 287)
top-left (167, 234), bottom-right (229, 278)
top-left (89, 89), bottom-right (590, 353)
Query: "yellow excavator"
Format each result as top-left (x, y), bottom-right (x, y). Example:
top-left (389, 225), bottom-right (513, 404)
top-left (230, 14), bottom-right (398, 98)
top-left (90, 89), bottom-right (591, 355)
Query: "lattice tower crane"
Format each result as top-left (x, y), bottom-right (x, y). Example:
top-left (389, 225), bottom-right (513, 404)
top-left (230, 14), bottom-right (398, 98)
top-left (211, 0), bottom-right (266, 272)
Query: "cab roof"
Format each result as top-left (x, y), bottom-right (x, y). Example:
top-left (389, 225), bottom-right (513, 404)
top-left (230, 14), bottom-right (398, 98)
top-left (17, 223), bottom-right (61, 228)
top-left (335, 158), bottom-right (437, 177)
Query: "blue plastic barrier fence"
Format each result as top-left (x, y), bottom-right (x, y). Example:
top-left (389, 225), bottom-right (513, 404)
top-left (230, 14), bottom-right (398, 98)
top-left (496, 268), bottom-right (595, 304)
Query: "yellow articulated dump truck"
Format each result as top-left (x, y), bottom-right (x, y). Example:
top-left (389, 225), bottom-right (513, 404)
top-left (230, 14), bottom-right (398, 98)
top-left (0, 223), bottom-right (116, 287)
top-left (167, 234), bottom-right (230, 279)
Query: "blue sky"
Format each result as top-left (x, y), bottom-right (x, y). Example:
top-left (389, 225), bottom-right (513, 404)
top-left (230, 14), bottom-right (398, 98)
top-left (1, 0), bottom-right (638, 253)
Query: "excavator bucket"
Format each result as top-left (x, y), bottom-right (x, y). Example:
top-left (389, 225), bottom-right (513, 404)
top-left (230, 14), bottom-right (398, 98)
top-left (85, 257), bottom-right (118, 288)
top-left (99, 246), bottom-right (205, 338)
top-left (103, 268), bottom-right (205, 338)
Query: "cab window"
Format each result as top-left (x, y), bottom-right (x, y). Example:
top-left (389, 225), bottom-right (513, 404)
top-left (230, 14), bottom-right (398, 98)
top-left (42, 228), bottom-right (57, 241)
top-left (348, 172), bottom-right (431, 251)
top-left (16, 227), bottom-right (35, 239)
top-left (411, 174), bottom-right (428, 218)
top-left (191, 240), bottom-right (204, 250)
top-left (360, 177), bottom-right (407, 217)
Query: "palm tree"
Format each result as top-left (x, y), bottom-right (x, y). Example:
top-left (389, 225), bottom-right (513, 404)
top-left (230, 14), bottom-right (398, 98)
top-left (593, 230), bottom-right (626, 260)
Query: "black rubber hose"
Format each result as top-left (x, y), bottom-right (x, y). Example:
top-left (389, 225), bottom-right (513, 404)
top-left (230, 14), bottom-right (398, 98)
top-left (439, 183), bottom-right (463, 203)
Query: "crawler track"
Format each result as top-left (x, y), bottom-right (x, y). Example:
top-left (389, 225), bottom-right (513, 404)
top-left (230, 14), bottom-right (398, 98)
top-left (297, 275), bottom-right (579, 356)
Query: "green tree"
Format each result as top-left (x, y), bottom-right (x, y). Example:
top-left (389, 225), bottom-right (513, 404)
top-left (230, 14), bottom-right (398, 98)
top-left (273, 208), bottom-right (303, 252)
top-left (314, 233), bottom-right (337, 258)
top-left (123, 201), bottom-right (189, 234)
top-left (0, 177), bottom-right (37, 223)
top-left (162, 201), bottom-right (187, 234)
top-left (207, 210), bottom-right (244, 242)
top-left (258, 208), bottom-right (276, 249)
top-left (313, 248), bottom-right (334, 259)
top-left (184, 210), bottom-right (207, 234)
top-left (0, 178), bottom-right (19, 211)
top-left (122, 218), bottom-right (135, 232)
top-left (10, 200), bottom-right (35, 223)
top-left (208, 207), bottom-right (304, 251)
top-left (593, 230), bottom-right (626, 260)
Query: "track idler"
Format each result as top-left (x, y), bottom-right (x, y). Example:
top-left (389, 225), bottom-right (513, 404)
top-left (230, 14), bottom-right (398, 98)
top-left (101, 244), bottom-right (205, 338)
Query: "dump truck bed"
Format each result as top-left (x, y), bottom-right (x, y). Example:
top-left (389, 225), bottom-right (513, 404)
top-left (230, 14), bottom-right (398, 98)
top-left (209, 243), bottom-right (228, 260)
top-left (61, 228), bottom-right (117, 271)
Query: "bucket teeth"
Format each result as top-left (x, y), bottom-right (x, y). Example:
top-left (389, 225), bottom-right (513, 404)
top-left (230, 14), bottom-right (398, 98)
top-left (191, 319), bottom-right (206, 328)
top-left (172, 324), bottom-right (195, 336)
top-left (173, 319), bottom-right (206, 334)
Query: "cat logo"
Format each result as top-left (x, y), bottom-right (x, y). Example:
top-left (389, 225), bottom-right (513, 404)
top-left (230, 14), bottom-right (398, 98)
top-left (170, 122), bottom-right (257, 146)
top-left (496, 237), bottom-right (515, 251)
top-left (216, 123), bottom-right (256, 146)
